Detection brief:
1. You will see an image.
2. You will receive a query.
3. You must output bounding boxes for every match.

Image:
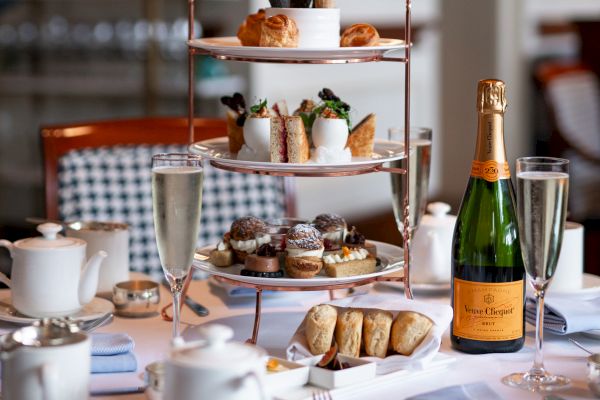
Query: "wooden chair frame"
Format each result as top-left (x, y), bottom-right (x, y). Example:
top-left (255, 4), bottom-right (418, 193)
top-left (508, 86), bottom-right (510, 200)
top-left (41, 116), bottom-right (296, 220)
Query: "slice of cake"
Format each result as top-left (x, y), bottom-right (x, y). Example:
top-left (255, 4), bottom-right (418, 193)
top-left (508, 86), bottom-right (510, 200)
top-left (347, 113), bottom-right (376, 157)
top-left (323, 246), bottom-right (377, 277)
top-left (270, 116), bottom-right (310, 163)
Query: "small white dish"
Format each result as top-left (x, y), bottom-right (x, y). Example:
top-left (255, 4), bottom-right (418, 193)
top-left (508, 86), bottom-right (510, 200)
top-left (264, 357), bottom-right (309, 393)
top-left (265, 7), bottom-right (340, 48)
top-left (312, 117), bottom-right (349, 151)
top-left (300, 354), bottom-right (376, 389)
top-left (0, 295), bottom-right (114, 324)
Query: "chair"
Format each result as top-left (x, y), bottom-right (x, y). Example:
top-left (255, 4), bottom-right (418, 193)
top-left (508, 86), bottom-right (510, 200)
top-left (534, 62), bottom-right (600, 220)
top-left (41, 117), bottom-right (296, 278)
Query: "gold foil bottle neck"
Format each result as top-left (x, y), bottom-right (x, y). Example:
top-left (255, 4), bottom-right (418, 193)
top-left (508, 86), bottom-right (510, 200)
top-left (477, 79), bottom-right (507, 113)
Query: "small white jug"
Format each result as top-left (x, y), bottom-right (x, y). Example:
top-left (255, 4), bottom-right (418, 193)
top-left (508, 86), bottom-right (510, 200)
top-left (165, 324), bottom-right (270, 400)
top-left (0, 319), bottom-right (91, 400)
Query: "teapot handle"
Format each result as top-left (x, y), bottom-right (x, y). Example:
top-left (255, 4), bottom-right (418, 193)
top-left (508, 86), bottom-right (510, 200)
top-left (39, 362), bottom-right (59, 400)
top-left (0, 240), bottom-right (12, 288)
top-left (241, 371), bottom-right (269, 400)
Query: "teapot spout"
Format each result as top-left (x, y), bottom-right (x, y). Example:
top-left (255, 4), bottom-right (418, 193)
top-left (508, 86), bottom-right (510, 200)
top-left (78, 251), bottom-right (107, 306)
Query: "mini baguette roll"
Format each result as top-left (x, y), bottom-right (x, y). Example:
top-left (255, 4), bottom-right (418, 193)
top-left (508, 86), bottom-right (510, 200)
top-left (335, 308), bottom-right (363, 357)
top-left (391, 311), bottom-right (433, 356)
top-left (305, 304), bottom-right (338, 355)
top-left (363, 309), bottom-right (393, 358)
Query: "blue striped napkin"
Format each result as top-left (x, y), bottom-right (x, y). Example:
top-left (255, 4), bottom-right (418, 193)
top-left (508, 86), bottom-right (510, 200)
top-left (91, 333), bottom-right (137, 374)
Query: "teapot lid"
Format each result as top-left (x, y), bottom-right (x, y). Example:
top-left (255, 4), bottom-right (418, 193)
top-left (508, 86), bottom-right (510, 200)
top-left (1, 319), bottom-right (87, 352)
top-left (170, 324), bottom-right (266, 371)
top-left (421, 202), bottom-right (456, 226)
top-left (17, 223), bottom-right (85, 250)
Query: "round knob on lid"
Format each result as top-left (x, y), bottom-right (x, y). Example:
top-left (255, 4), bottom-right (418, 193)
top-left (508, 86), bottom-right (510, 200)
top-left (37, 223), bottom-right (63, 240)
top-left (427, 202), bottom-right (451, 218)
top-left (197, 324), bottom-right (233, 348)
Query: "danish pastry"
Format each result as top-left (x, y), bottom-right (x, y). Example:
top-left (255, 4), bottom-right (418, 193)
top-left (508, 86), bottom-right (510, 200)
top-left (340, 23), bottom-right (380, 47)
top-left (237, 9), bottom-right (265, 46)
top-left (260, 15), bottom-right (299, 48)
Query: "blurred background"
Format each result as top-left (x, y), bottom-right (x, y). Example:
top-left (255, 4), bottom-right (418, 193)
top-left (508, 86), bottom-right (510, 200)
top-left (0, 0), bottom-right (598, 272)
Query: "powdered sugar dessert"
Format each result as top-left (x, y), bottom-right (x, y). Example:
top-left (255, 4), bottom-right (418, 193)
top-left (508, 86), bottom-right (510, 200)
top-left (285, 224), bottom-right (324, 278)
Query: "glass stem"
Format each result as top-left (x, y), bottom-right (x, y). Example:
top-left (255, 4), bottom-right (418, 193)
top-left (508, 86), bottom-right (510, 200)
top-left (532, 288), bottom-right (546, 376)
top-left (171, 277), bottom-right (184, 339)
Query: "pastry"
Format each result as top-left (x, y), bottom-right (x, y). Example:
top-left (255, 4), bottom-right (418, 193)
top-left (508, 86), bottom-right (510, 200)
top-left (344, 226), bottom-right (377, 256)
top-left (270, 116), bottom-right (310, 164)
top-left (305, 304), bottom-right (337, 355)
top-left (363, 309), bottom-right (393, 358)
top-left (229, 216), bottom-right (269, 262)
top-left (221, 93), bottom-right (247, 153)
top-left (285, 224), bottom-right (324, 278)
top-left (335, 308), bottom-right (363, 357)
top-left (242, 244), bottom-right (283, 278)
top-left (209, 233), bottom-right (234, 267)
top-left (259, 15), bottom-right (299, 48)
top-left (347, 113), bottom-right (376, 157)
top-left (323, 246), bottom-right (377, 278)
top-left (237, 9), bottom-right (265, 46)
top-left (313, 213), bottom-right (347, 248)
top-left (391, 311), bottom-right (433, 356)
top-left (340, 23), bottom-right (380, 47)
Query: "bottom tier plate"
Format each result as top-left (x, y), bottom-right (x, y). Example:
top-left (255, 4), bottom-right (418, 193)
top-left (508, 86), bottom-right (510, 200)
top-left (193, 240), bottom-right (404, 288)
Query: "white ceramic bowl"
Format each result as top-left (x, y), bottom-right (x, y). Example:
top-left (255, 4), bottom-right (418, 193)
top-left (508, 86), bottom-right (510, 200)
top-left (243, 117), bottom-right (271, 153)
top-left (312, 117), bottom-right (349, 151)
top-left (265, 7), bottom-right (340, 48)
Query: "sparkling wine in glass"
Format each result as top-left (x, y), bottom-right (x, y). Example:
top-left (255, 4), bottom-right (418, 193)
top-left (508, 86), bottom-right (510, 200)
top-left (389, 127), bottom-right (432, 234)
top-left (152, 153), bottom-right (203, 338)
top-left (502, 157), bottom-right (570, 392)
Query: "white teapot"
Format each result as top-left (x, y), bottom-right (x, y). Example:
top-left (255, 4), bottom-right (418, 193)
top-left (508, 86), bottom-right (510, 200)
top-left (412, 202), bottom-right (457, 284)
top-left (0, 223), bottom-right (106, 317)
top-left (0, 319), bottom-right (91, 400)
top-left (165, 324), bottom-right (269, 400)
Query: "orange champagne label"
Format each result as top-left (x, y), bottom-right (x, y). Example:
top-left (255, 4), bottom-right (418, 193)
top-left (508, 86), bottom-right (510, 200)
top-left (453, 277), bottom-right (523, 341)
top-left (470, 160), bottom-right (510, 182)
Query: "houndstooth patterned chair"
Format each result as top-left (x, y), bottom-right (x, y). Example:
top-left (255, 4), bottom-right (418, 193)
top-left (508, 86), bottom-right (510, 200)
top-left (42, 118), bottom-right (295, 279)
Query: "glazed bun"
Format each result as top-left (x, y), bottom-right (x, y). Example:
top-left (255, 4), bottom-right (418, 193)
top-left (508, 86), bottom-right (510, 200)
top-left (237, 9), bottom-right (265, 46)
top-left (286, 224), bottom-right (323, 250)
top-left (340, 23), bottom-right (380, 47)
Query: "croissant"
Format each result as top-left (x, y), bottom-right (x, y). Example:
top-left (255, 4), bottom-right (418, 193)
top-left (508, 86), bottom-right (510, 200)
top-left (259, 15), bottom-right (299, 48)
top-left (237, 9), bottom-right (265, 46)
top-left (340, 23), bottom-right (380, 47)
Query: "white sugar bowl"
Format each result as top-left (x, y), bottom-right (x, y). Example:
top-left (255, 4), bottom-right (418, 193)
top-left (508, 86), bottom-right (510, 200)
top-left (411, 202), bottom-right (457, 284)
top-left (165, 324), bottom-right (270, 400)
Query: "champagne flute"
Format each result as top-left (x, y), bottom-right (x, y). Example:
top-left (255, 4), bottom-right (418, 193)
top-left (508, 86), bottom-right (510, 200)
top-left (152, 153), bottom-right (204, 338)
top-left (503, 157), bottom-right (570, 391)
top-left (388, 127), bottom-right (433, 296)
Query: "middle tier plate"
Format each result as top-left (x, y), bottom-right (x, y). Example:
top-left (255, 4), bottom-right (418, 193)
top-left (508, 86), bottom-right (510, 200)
top-left (193, 240), bottom-right (404, 288)
top-left (189, 137), bottom-right (405, 177)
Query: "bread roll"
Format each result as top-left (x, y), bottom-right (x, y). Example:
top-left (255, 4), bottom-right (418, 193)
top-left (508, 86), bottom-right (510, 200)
top-left (391, 311), bottom-right (433, 356)
top-left (237, 9), bottom-right (265, 46)
top-left (335, 309), bottom-right (363, 357)
top-left (340, 23), bottom-right (380, 47)
top-left (363, 309), bottom-right (393, 358)
top-left (259, 15), bottom-right (299, 48)
top-left (305, 304), bottom-right (338, 355)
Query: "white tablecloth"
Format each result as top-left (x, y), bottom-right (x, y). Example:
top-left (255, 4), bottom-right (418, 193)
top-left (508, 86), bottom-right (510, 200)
top-left (2, 279), bottom-right (598, 400)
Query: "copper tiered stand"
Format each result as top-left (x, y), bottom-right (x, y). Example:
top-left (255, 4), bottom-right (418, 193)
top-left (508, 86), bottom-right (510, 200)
top-left (186, 0), bottom-right (415, 344)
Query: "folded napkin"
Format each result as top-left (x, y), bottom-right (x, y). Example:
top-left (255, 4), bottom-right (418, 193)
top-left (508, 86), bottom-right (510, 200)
top-left (405, 382), bottom-right (502, 400)
top-left (91, 333), bottom-right (137, 374)
top-left (526, 293), bottom-right (600, 335)
top-left (286, 294), bottom-right (453, 374)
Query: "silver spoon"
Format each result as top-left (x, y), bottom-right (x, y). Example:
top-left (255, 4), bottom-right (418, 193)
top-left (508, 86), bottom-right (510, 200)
top-left (569, 337), bottom-right (594, 354)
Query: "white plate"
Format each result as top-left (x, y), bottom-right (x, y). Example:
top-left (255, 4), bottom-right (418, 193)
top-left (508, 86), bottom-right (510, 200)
top-left (0, 296), bottom-right (115, 324)
top-left (188, 37), bottom-right (406, 61)
top-left (193, 240), bottom-right (404, 288)
top-left (190, 137), bottom-right (405, 175)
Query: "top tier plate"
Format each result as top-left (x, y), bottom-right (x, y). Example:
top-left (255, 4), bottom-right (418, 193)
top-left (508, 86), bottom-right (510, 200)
top-left (189, 137), bottom-right (406, 177)
top-left (188, 37), bottom-right (407, 64)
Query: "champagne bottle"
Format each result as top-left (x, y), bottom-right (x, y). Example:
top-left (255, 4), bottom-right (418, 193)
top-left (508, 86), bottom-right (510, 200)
top-left (450, 79), bottom-right (525, 354)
